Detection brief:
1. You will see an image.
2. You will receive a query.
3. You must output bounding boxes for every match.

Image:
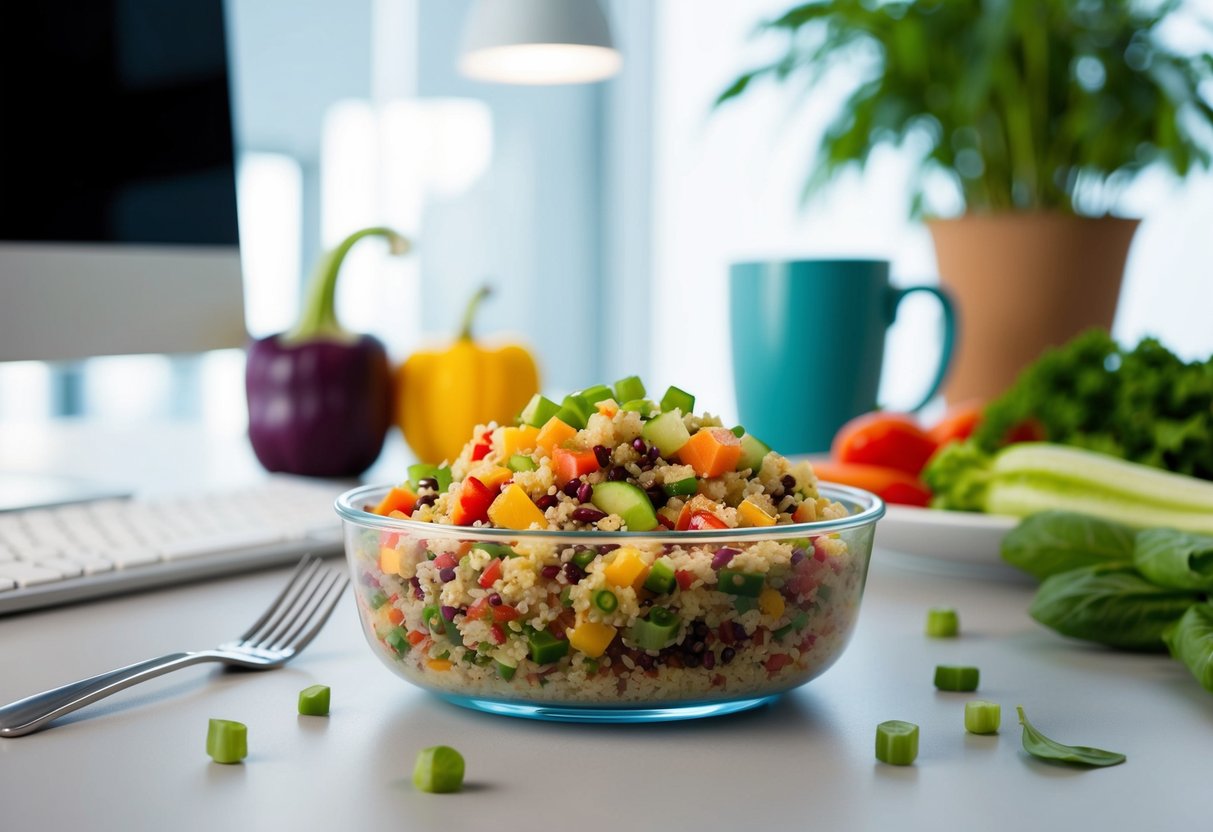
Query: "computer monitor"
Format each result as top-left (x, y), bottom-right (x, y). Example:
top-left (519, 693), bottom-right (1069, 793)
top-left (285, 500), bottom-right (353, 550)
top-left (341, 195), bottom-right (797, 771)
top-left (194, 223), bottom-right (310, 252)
top-left (0, 0), bottom-right (246, 363)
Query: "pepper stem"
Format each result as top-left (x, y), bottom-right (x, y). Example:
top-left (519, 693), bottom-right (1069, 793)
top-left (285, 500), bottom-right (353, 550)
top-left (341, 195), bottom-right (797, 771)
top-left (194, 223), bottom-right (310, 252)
top-left (288, 226), bottom-right (412, 341)
top-left (458, 284), bottom-right (492, 341)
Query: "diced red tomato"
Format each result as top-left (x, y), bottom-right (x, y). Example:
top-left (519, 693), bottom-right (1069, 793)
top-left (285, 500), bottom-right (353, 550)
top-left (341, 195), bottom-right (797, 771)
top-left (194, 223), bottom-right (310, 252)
top-left (688, 511), bottom-right (728, 531)
top-left (674, 569), bottom-right (695, 591)
top-left (467, 596), bottom-right (491, 621)
top-left (491, 604), bottom-right (520, 623)
top-left (764, 653), bottom-right (793, 672)
top-left (490, 623), bottom-right (506, 645)
top-left (551, 446), bottom-right (601, 486)
top-left (432, 552), bottom-right (458, 570)
top-left (478, 557), bottom-right (503, 589)
top-left (832, 412), bottom-right (938, 476)
top-left (451, 476), bottom-right (494, 525)
top-left (810, 460), bottom-right (932, 507)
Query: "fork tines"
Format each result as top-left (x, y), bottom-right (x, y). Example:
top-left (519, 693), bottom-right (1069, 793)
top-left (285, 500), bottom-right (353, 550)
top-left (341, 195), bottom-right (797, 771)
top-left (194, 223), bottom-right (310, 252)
top-left (240, 555), bottom-right (348, 652)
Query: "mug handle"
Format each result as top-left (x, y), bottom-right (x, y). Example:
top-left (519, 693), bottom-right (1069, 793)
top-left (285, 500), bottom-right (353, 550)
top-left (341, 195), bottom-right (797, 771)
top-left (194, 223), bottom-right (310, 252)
top-left (888, 285), bottom-right (957, 412)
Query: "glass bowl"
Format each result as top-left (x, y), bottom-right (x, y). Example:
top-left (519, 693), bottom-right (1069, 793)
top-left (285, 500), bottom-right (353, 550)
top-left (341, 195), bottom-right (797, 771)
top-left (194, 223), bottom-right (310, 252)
top-left (336, 483), bottom-right (884, 722)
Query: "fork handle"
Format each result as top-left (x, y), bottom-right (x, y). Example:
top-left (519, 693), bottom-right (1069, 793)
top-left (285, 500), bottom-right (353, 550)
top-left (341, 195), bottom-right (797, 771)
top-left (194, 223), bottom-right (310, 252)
top-left (0, 651), bottom-right (212, 737)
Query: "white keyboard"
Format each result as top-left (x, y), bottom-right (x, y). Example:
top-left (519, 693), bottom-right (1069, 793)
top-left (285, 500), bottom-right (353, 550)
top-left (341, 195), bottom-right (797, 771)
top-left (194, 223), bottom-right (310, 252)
top-left (0, 476), bottom-right (347, 615)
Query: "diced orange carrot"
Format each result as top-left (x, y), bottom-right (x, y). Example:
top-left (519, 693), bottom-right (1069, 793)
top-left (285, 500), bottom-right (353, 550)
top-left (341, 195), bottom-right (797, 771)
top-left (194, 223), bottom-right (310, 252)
top-left (552, 447), bottom-right (601, 485)
top-left (678, 428), bottom-right (742, 478)
top-left (536, 417), bottom-right (578, 453)
top-left (372, 486), bottom-right (417, 517)
top-left (387, 607), bottom-right (404, 625)
top-left (406, 630), bottom-right (426, 646)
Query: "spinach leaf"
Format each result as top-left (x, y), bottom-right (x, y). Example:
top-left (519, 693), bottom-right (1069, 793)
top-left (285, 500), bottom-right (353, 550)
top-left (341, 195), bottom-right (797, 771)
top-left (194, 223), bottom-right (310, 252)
top-left (1133, 528), bottom-right (1213, 590)
top-left (1015, 706), bottom-right (1125, 768)
top-left (1162, 604), bottom-right (1213, 694)
top-left (1001, 511), bottom-right (1136, 582)
top-left (1029, 565), bottom-right (1200, 651)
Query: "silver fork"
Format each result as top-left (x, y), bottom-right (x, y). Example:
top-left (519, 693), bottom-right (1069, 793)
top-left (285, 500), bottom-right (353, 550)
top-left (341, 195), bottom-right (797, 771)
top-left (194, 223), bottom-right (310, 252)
top-left (0, 555), bottom-right (348, 738)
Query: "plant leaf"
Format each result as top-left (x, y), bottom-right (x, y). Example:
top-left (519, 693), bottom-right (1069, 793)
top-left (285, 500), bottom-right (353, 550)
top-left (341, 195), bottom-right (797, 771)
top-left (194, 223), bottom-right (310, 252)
top-left (1028, 565), bottom-right (1200, 651)
top-left (1162, 604), bottom-right (1213, 693)
top-left (1001, 511), bottom-right (1136, 581)
top-left (1016, 706), bottom-right (1126, 767)
top-left (1133, 528), bottom-right (1213, 590)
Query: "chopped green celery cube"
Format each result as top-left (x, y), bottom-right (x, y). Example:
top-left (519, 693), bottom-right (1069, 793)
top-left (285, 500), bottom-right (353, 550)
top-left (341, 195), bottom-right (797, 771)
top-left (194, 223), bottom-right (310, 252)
top-left (934, 665), bottom-right (980, 692)
top-left (413, 745), bottom-right (465, 793)
top-left (641, 410), bottom-right (692, 457)
top-left (659, 385), bottom-right (695, 414)
top-left (298, 684), bottom-right (331, 716)
top-left (206, 719), bottom-right (248, 764)
top-left (571, 549), bottom-right (597, 570)
top-left (519, 394), bottom-right (561, 427)
top-left (614, 376), bottom-right (647, 404)
top-left (495, 660), bottom-right (517, 681)
top-left (627, 610), bottom-right (680, 650)
top-left (643, 558), bottom-right (677, 594)
top-left (730, 425), bottom-right (746, 438)
top-left (663, 476), bottom-right (698, 497)
top-left (554, 403), bottom-right (587, 430)
top-left (385, 627), bottom-right (410, 654)
top-left (620, 398), bottom-right (658, 419)
top-left (875, 721), bottom-right (918, 765)
top-left (527, 629), bottom-right (569, 664)
top-left (579, 385), bottom-right (614, 406)
top-left (774, 610), bottom-right (809, 640)
top-left (925, 607), bottom-right (959, 638)
top-left (562, 394), bottom-right (593, 423)
top-left (369, 590), bottom-right (388, 609)
top-left (508, 454), bottom-right (538, 473)
top-left (472, 542), bottom-right (518, 559)
top-left (717, 569), bottom-right (765, 597)
top-left (964, 700), bottom-right (1001, 734)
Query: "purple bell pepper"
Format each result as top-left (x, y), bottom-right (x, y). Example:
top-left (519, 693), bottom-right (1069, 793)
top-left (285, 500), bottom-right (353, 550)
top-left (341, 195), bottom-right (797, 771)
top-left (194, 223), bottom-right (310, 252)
top-left (245, 226), bottom-right (410, 477)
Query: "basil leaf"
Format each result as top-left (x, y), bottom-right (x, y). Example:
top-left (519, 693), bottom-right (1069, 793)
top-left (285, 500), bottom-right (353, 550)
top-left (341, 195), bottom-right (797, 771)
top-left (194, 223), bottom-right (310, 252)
top-left (1162, 604), bottom-right (1213, 694)
top-left (1015, 706), bottom-right (1125, 768)
top-left (1001, 511), bottom-right (1136, 581)
top-left (1029, 565), bottom-right (1200, 651)
top-left (1133, 528), bottom-right (1213, 590)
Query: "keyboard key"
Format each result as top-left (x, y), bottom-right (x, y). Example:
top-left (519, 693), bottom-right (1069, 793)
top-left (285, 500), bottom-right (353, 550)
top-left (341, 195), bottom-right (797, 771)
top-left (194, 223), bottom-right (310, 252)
top-left (33, 558), bottom-right (84, 578)
top-left (104, 547), bottom-right (161, 569)
top-left (159, 528), bottom-right (284, 561)
top-left (0, 562), bottom-right (67, 587)
top-left (0, 577), bottom-right (14, 592)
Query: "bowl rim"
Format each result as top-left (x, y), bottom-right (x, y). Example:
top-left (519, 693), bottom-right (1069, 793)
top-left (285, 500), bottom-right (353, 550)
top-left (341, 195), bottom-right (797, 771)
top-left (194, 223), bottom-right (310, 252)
top-left (334, 482), bottom-right (885, 541)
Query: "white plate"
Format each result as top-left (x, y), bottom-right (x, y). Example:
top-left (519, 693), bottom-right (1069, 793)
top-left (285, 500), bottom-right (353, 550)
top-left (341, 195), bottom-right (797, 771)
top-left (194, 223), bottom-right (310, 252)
top-left (875, 505), bottom-right (1027, 581)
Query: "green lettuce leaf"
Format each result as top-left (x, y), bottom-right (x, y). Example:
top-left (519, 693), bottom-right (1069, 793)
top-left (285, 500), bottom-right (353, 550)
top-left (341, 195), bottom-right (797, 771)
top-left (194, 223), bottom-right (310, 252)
top-left (1001, 512), bottom-right (1136, 581)
top-left (1133, 528), bottom-right (1213, 590)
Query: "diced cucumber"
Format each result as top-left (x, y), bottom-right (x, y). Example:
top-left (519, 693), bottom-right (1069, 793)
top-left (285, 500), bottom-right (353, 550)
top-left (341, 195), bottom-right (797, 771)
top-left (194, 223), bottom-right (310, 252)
top-left (642, 410), bottom-right (691, 457)
top-left (643, 557), bottom-right (677, 594)
top-left (717, 569), bottom-right (765, 597)
top-left (472, 542), bottom-right (518, 558)
top-left (620, 399), bottom-right (658, 419)
top-left (663, 476), bottom-right (699, 497)
top-left (495, 660), bottom-right (517, 681)
top-left (659, 386), bottom-right (695, 415)
top-left (554, 402), bottom-right (587, 430)
top-left (614, 376), bottom-right (647, 404)
top-left (562, 394), bottom-right (593, 423)
top-left (508, 454), bottom-right (537, 472)
top-left (737, 434), bottom-right (772, 473)
top-left (590, 481), bottom-right (659, 532)
top-left (579, 385), bottom-right (614, 406)
top-left (520, 394), bottom-right (561, 427)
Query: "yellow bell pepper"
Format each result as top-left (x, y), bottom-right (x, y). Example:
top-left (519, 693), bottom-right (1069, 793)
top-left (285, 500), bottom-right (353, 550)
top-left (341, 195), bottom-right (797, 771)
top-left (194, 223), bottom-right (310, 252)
top-left (396, 285), bottom-right (540, 464)
top-left (567, 617), bottom-right (617, 658)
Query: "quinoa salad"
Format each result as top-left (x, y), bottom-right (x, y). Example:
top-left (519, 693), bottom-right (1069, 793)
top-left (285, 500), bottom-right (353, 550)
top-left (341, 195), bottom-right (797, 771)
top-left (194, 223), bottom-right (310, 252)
top-left (343, 378), bottom-right (876, 705)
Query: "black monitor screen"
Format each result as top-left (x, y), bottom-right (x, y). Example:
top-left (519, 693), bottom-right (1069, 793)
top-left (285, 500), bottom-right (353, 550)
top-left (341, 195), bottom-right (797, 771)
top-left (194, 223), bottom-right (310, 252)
top-left (0, 0), bottom-right (239, 246)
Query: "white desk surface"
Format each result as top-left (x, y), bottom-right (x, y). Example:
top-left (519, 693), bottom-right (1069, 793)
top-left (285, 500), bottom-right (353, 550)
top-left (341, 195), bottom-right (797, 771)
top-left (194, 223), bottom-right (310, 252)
top-left (1, 420), bottom-right (1209, 830)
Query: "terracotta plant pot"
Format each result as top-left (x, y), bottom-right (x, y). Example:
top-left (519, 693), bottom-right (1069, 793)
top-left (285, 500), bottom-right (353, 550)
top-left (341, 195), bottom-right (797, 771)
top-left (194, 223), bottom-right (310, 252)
top-left (927, 213), bottom-right (1139, 403)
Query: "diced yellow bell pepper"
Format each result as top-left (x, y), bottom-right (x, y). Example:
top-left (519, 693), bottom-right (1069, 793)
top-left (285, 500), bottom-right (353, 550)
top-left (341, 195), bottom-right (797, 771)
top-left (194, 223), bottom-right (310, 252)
top-left (426, 659), bottom-right (453, 672)
top-left (470, 464), bottom-right (513, 491)
top-left (536, 417), bottom-right (577, 453)
top-left (499, 425), bottom-right (540, 458)
top-left (604, 547), bottom-right (648, 588)
top-left (567, 618), bottom-right (617, 658)
top-left (739, 498), bottom-right (777, 527)
top-left (379, 546), bottom-right (405, 576)
top-left (488, 484), bottom-right (548, 530)
top-left (759, 587), bottom-right (786, 618)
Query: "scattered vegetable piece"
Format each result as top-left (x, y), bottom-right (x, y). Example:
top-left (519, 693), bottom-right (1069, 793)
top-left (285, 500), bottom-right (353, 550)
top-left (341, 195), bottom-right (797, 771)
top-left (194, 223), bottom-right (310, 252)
top-left (372, 486), bottom-right (417, 517)
top-left (1016, 706), bottom-right (1125, 767)
top-left (603, 547), bottom-right (648, 588)
top-left (298, 684), bottom-right (331, 716)
top-left (614, 375), bottom-right (647, 404)
top-left (679, 427), bottom-right (743, 478)
top-left (964, 700), bottom-right (1000, 734)
top-left (659, 385), bottom-right (695, 414)
top-left (738, 498), bottom-right (777, 527)
top-left (567, 618), bottom-right (618, 658)
top-left (934, 665), bottom-right (980, 691)
top-left (535, 417), bottom-right (578, 454)
top-left (487, 483), bottom-right (548, 530)
top-left (925, 607), bottom-right (959, 638)
top-left (875, 720), bottom-right (919, 766)
top-left (413, 745), bottom-right (466, 793)
top-left (206, 718), bottom-right (248, 764)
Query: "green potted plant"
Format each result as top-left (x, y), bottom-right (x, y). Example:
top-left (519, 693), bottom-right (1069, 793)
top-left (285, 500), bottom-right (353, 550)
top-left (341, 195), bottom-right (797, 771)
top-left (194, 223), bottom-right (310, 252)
top-left (716, 0), bottom-right (1213, 402)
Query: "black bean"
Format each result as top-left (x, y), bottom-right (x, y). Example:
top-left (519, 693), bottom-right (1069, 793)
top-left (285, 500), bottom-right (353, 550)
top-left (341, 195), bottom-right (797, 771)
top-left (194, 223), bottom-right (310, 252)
top-left (731, 622), bottom-right (747, 642)
top-left (576, 481), bottom-right (593, 503)
top-left (593, 444), bottom-right (612, 467)
top-left (438, 567), bottom-right (456, 583)
top-left (684, 653), bottom-right (701, 669)
top-left (721, 647), bottom-right (736, 664)
top-left (703, 651), bottom-right (716, 670)
top-left (415, 494), bottom-right (437, 508)
top-left (563, 480), bottom-right (581, 498)
top-left (607, 466), bottom-right (629, 482)
top-left (636, 653), bottom-right (654, 671)
top-left (537, 494), bottom-right (558, 511)
top-left (645, 486), bottom-right (666, 507)
top-left (690, 641), bottom-right (705, 654)
top-left (648, 445), bottom-right (660, 461)
top-left (563, 562), bottom-right (583, 583)
top-left (488, 593), bottom-right (502, 606)
top-left (572, 506), bottom-right (607, 523)
top-left (598, 544), bottom-right (620, 554)
top-left (418, 477), bottom-right (439, 491)
top-left (782, 475), bottom-right (797, 490)
top-left (632, 438), bottom-right (647, 454)
top-left (541, 565), bottom-right (561, 579)
top-left (692, 622), bottom-right (710, 639)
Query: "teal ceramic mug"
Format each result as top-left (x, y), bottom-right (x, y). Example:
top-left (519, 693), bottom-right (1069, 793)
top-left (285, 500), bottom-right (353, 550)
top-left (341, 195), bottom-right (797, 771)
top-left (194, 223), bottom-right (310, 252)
top-left (729, 259), bottom-right (956, 455)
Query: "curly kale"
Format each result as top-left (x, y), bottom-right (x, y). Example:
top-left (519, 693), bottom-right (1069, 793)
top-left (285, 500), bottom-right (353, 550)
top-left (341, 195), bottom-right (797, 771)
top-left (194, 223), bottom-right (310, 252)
top-left (973, 330), bottom-right (1213, 481)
